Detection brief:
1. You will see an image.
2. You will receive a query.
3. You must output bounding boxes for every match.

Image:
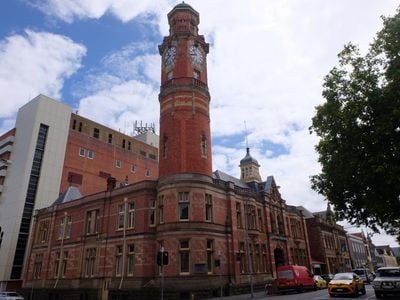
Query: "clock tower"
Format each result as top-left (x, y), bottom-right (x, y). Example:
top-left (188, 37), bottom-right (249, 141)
top-left (158, 2), bottom-right (212, 178)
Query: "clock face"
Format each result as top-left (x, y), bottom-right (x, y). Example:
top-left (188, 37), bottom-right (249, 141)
top-left (164, 47), bottom-right (176, 66)
top-left (189, 45), bottom-right (204, 65)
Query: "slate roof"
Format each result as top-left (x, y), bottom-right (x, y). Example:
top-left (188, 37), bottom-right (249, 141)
top-left (240, 147), bottom-right (260, 166)
top-left (212, 170), bottom-right (276, 194)
top-left (296, 206), bottom-right (315, 219)
top-left (213, 170), bottom-right (248, 188)
top-left (53, 186), bottom-right (82, 205)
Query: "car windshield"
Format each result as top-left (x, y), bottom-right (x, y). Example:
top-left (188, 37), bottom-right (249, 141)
top-left (333, 273), bottom-right (353, 280)
top-left (353, 269), bottom-right (365, 275)
top-left (377, 268), bottom-right (400, 277)
top-left (278, 270), bottom-right (294, 279)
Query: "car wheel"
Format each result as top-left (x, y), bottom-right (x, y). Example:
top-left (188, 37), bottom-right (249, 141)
top-left (374, 291), bottom-right (382, 299)
top-left (296, 285), bottom-right (304, 293)
top-left (361, 285), bottom-right (366, 295)
top-left (353, 287), bottom-right (359, 298)
top-left (329, 293), bottom-right (335, 297)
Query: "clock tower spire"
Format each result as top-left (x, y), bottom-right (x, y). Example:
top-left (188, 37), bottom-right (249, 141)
top-left (158, 2), bottom-right (212, 178)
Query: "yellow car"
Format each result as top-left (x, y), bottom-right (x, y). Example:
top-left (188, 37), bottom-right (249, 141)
top-left (314, 275), bottom-right (327, 289)
top-left (328, 272), bottom-right (366, 297)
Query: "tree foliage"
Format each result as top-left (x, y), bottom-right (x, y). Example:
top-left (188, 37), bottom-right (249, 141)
top-left (310, 7), bottom-right (400, 242)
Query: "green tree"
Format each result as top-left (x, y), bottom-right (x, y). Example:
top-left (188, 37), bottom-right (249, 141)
top-left (310, 7), bottom-right (400, 242)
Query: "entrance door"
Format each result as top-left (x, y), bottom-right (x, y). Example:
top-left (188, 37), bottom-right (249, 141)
top-left (274, 248), bottom-right (285, 267)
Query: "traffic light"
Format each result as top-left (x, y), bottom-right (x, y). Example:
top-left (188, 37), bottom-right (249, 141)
top-left (163, 251), bottom-right (169, 265)
top-left (157, 252), bottom-right (162, 266)
top-left (157, 251), bottom-right (169, 266)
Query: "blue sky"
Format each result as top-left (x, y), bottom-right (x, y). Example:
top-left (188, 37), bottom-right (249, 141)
top-left (0, 0), bottom-right (399, 246)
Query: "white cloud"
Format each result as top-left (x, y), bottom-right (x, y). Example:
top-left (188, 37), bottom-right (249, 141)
top-left (0, 30), bottom-right (86, 132)
top-left (74, 43), bottom-right (160, 134)
top-left (33, 0), bottom-right (172, 24)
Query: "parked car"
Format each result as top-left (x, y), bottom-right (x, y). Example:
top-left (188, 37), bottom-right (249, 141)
top-left (313, 275), bottom-right (327, 289)
top-left (0, 292), bottom-right (24, 300)
top-left (372, 266), bottom-right (400, 299)
top-left (275, 265), bottom-right (316, 293)
top-left (321, 273), bottom-right (334, 283)
top-left (328, 272), bottom-right (366, 297)
top-left (352, 267), bottom-right (375, 283)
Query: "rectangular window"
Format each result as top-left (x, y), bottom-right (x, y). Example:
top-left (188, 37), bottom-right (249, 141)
top-left (79, 147), bottom-right (85, 157)
top-left (255, 244), bottom-right (260, 273)
top-left (131, 164), bottom-right (136, 173)
top-left (72, 119), bottom-right (76, 130)
top-left (149, 154), bottom-right (157, 160)
top-left (115, 159), bottom-right (121, 168)
top-left (117, 204), bottom-right (125, 230)
top-left (37, 220), bottom-right (50, 243)
top-left (33, 254), bottom-right (43, 279)
top-left (87, 150), bottom-right (94, 159)
top-left (179, 240), bottom-right (190, 274)
top-left (78, 122), bottom-right (82, 132)
top-left (54, 252), bottom-right (60, 278)
top-left (206, 240), bottom-right (213, 273)
top-left (61, 251), bottom-right (68, 277)
top-left (58, 215), bottom-right (72, 239)
top-left (205, 194), bottom-right (213, 222)
top-left (178, 192), bottom-right (190, 221)
top-left (236, 203), bottom-right (242, 228)
top-left (127, 244), bottom-right (135, 276)
top-left (239, 242), bottom-right (246, 274)
top-left (262, 244), bottom-right (268, 273)
top-left (115, 245), bottom-right (123, 276)
top-left (127, 141), bottom-right (131, 150)
top-left (84, 248), bottom-right (96, 277)
top-left (149, 199), bottom-right (156, 226)
top-left (108, 133), bottom-right (113, 144)
top-left (158, 195), bottom-right (164, 224)
top-left (140, 150), bottom-right (146, 157)
top-left (257, 209), bottom-right (263, 231)
top-left (127, 202), bottom-right (135, 229)
top-left (93, 128), bottom-right (100, 139)
top-left (122, 139), bottom-right (126, 149)
top-left (85, 210), bottom-right (99, 235)
top-left (145, 169), bottom-right (151, 177)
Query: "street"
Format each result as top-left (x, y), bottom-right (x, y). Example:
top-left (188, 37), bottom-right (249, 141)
top-left (209, 284), bottom-right (398, 300)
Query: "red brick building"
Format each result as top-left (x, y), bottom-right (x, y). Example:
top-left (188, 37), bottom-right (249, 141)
top-left (302, 205), bottom-right (352, 275)
top-left (60, 113), bottom-right (159, 196)
top-left (22, 3), bottom-right (311, 299)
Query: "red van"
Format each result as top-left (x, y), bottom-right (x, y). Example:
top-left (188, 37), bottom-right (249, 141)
top-left (275, 265), bottom-right (316, 293)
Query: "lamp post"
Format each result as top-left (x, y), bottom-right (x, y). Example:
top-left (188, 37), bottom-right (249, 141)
top-left (245, 198), bottom-right (254, 299)
top-left (160, 246), bottom-right (164, 300)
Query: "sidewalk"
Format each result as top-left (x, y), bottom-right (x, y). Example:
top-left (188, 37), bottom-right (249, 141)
top-left (207, 290), bottom-right (268, 300)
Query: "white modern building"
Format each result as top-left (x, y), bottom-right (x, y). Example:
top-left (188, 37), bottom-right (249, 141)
top-left (0, 95), bottom-right (71, 290)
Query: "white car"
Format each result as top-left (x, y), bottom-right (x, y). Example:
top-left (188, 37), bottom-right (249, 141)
top-left (0, 292), bottom-right (24, 300)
